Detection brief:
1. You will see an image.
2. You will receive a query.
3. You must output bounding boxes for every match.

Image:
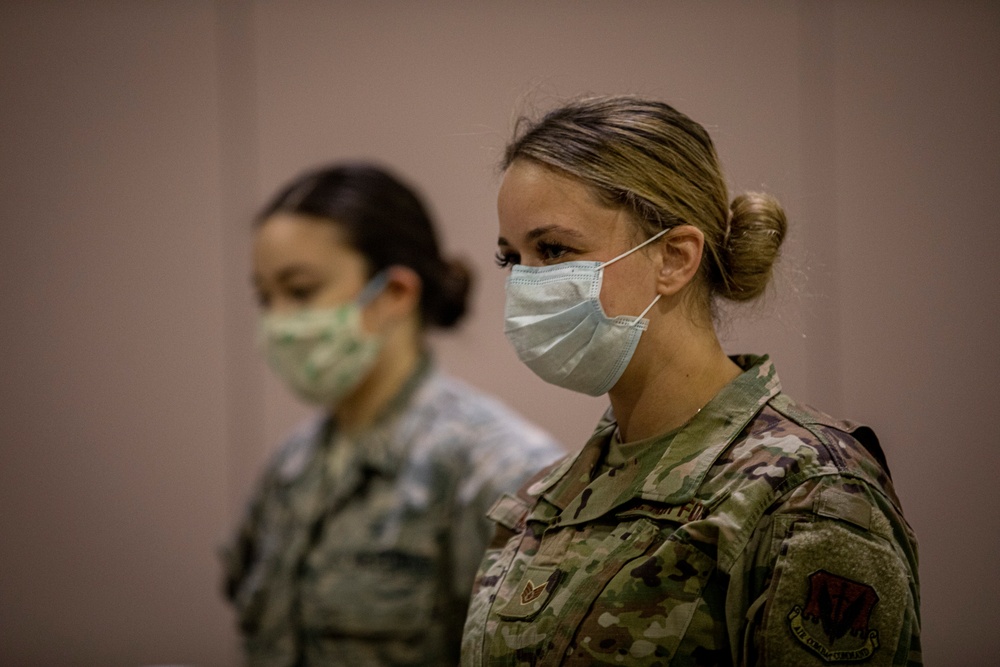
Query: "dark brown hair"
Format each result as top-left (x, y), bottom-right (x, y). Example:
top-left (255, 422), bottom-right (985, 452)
top-left (258, 162), bottom-right (471, 328)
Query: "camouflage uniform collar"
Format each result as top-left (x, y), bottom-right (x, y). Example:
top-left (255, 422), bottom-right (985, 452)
top-left (530, 355), bottom-right (780, 520)
top-left (335, 352), bottom-right (436, 478)
top-left (637, 354), bottom-right (781, 503)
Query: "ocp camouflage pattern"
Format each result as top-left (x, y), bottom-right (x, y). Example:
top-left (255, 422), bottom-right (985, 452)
top-left (461, 355), bottom-right (920, 666)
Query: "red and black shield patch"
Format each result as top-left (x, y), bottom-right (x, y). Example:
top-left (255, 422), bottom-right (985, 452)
top-left (787, 570), bottom-right (880, 661)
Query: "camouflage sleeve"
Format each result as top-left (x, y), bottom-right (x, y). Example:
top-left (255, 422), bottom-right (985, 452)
top-left (743, 475), bottom-right (921, 666)
top-left (219, 421), bottom-right (320, 606)
top-left (220, 465), bottom-right (273, 604)
top-left (448, 424), bottom-right (563, 602)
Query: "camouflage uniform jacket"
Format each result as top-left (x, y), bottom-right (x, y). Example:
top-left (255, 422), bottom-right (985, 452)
top-left (222, 358), bottom-right (563, 667)
top-left (461, 355), bottom-right (920, 666)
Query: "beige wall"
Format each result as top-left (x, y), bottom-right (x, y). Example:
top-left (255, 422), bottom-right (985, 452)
top-left (0, 1), bottom-right (995, 664)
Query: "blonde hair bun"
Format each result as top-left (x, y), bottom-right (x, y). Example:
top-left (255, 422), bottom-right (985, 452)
top-left (716, 192), bottom-right (787, 302)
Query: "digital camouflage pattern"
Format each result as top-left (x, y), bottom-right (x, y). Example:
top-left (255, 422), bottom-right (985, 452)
top-left (461, 355), bottom-right (920, 666)
top-left (222, 358), bottom-right (563, 667)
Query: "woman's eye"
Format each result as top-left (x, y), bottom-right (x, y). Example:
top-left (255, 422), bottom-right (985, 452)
top-left (288, 285), bottom-right (319, 302)
top-left (537, 241), bottom-right (572, 261)
top-left (495, 250), bottom-right (519, 269)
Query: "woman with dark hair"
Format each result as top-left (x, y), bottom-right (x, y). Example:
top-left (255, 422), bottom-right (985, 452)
top-left (461, 96), bottom-right (920, 666)
top-left (222, 162), bottom-right (562, 666)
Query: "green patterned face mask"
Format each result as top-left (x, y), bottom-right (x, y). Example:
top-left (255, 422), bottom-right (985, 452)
top-left (260, 272), bottom-right (388, 407)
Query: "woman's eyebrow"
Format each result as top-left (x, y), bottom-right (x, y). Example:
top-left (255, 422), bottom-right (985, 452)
top-left (498, 225), bottom-right (587, 248)
top-left (526, 224), bottom-right (586, 242)
top-left (274, 264), bottom-right (320, 283)
top-left (524, 225), bottom-right (587, 242)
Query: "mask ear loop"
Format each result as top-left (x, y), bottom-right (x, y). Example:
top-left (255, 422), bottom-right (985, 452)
top-left (599, 227), bottom-right (670, 322)
top-left (355, 268), bottom-right (392, 307)
top-left (598, 227), bottom-right (671, 268)
top-left (636, 293), bottom-right (662, 320)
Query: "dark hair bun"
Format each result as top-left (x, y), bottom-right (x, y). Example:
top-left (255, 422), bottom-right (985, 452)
top-left (425, 258), bottom-right (473, 328)
top-left (258, 162), bottom-right (474, 329)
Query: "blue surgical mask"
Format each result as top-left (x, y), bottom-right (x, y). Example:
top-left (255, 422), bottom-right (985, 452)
top-left (503, 229), bottom-right (668, 396)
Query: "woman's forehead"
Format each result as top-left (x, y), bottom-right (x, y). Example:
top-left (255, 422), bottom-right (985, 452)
top-left (497, 161), bottom-right (628, 245)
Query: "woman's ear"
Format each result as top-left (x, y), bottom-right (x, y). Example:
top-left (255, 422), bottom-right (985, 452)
top-left (365, 265), bottom-right (422, 330)
top-left (655, 225), bottom-right (704, 296)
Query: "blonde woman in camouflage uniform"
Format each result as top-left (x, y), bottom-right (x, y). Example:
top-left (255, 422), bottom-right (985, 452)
top-left (462, 97), bottom-right (920, 666)
top-left (222, 163), bottom-right (563, 666)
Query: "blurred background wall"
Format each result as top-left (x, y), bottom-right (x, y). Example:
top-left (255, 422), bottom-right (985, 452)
top-left (1, 1), bottom-right (996, 665)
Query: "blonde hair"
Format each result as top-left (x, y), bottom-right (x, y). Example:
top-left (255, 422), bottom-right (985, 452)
top-left (503, 95), bottom-right (786, 308)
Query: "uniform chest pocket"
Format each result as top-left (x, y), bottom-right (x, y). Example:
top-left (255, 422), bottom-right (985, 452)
top-left (298, 549), bottom-right (438, 639)
top-left (490, 519), bottom-right (711, 665)
top-left (569, 533), bottom-right (717, 665)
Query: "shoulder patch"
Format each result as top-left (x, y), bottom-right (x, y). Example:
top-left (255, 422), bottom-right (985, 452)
top-left (788, 570), bottom-right (880, 661)
top-left (762, 520), bottom-right (909, 665)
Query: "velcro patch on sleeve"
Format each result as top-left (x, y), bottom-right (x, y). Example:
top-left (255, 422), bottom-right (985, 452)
top-left (816, 487), bottom-right (872, 531)
top-left (762, 520), bottom-right (909, 665)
